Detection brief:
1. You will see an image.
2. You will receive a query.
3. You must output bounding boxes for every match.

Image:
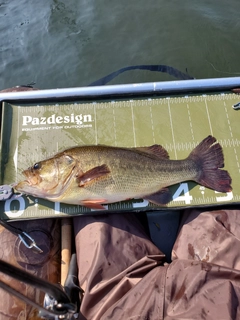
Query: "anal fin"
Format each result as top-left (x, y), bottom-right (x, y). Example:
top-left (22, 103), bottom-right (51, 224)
top-left (144, 188), bottom-right (172, 206)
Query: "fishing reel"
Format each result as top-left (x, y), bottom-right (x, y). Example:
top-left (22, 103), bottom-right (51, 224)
top-left (41, 294), bottom-right (77, 320)
top-left (42, 254), bottom-right (82, 320)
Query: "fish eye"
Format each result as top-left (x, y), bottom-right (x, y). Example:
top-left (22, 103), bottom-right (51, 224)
top-left (33, 162), bottom-right (41, 170)
top-left (65, 155), bottom-right (74, 164)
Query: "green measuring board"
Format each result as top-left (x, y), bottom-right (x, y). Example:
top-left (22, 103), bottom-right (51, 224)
top-left (0, 93), bottom-right (239, 220)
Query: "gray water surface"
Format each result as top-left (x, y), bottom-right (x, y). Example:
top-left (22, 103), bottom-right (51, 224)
top-left (1, 0), bottom-right (240, 90)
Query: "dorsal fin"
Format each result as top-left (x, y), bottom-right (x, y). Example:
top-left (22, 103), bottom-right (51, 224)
top-left (134, 144), bottom-right (169, 159)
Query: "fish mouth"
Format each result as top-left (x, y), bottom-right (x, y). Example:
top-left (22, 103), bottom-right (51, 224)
top-left (23, 179), bottom-right (36, 187)
top-left (15, 171), bottom-right (44, 195)
top-left (15, 176), bottom-right (49, 198)
top-left (22, 170), bottom-right (42, 186)
top-left (15, 179), bottom-right (37, 190)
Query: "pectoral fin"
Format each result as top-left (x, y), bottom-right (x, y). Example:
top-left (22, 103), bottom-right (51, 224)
top-left (77, 164), bottom-right (110, 187)
top-left (144, 188), bottom-right (172, 205)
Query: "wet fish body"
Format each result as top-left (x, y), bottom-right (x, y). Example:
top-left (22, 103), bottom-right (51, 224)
top-left (15, 136), bottom-right (232, 209)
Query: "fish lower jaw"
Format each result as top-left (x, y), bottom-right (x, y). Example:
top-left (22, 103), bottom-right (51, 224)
top-left (21, 178), bottom-right (39, 187)
top-left (24, 179), bottom-right (32, 186)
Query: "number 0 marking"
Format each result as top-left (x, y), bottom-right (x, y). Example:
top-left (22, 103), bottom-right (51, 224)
top-left (172, 183), bottom-right (193, 204)
top-left (4, 196), bottom-right (25, 218)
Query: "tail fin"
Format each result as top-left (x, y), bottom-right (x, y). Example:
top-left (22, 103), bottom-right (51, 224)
top-left (188, 136), bottom-right (232, 193)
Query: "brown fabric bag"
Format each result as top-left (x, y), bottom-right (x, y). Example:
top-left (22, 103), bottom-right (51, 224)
top-left (74, 209), bottom-right (240, 320)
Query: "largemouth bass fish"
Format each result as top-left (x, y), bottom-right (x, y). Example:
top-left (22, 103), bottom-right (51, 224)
top-left (15, 136), bottom-right (232, 209)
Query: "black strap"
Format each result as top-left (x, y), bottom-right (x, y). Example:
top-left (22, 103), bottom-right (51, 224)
top-left (88, 64), bottom-right (194, 86)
